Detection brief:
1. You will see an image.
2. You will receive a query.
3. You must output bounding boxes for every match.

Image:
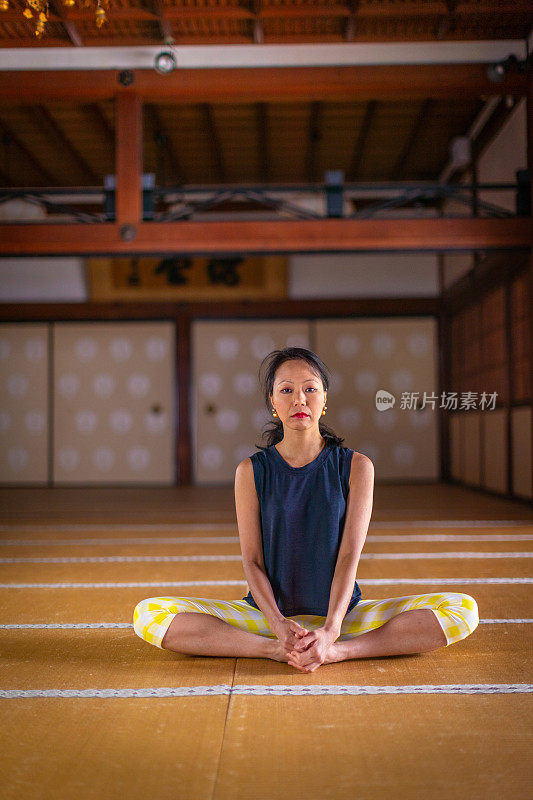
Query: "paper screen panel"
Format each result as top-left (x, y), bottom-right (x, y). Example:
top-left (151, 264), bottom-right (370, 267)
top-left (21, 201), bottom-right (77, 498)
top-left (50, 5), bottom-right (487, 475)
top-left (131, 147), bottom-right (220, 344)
top-left (53, 321), bottom-right (175, 485)
top-left (314, 317), bottom-right (439, 480)
top-left (192, 320), bottom-right (310, 484)
top-left (0, 323), bottom-right (49, 484)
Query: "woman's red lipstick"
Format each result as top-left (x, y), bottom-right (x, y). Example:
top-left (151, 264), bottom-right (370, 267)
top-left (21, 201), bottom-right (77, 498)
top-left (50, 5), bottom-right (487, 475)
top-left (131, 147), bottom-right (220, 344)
top-left (291, 412), bottom-right (309, 417)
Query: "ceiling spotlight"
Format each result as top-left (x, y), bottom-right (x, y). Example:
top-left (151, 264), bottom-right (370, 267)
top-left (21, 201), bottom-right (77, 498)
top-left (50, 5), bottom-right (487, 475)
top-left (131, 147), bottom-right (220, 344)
top-left (486, 54), bottom-right (525, 83)
top-left (155, 50), bottom-right (177, 75)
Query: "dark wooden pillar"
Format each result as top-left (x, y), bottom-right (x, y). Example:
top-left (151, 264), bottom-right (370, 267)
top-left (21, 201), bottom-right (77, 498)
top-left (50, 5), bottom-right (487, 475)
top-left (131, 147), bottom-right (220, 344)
top-left (115, 91), bottom-right (143, 227)
top-left (437, 253), bottom-right (450, 482)
top-left (176, 310), bottom-right (192, 485)
top-left (526, 69), bottom-right (533, 491)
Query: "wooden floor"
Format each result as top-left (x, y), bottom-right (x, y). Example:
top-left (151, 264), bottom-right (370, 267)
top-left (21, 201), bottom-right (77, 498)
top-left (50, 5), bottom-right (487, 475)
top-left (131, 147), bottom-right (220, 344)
top-left (0, 483), bottom-right (531, 800)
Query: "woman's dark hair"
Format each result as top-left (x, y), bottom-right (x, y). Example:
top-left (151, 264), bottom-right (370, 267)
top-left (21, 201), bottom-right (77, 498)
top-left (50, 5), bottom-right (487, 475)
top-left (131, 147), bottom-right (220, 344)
top-left (254, 346), bottom-right (345, 450)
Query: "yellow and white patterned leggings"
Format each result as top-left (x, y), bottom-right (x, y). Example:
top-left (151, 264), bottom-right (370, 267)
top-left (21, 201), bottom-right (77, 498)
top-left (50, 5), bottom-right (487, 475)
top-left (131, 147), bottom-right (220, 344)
top-left (133, 591), bottom-right (479, 651)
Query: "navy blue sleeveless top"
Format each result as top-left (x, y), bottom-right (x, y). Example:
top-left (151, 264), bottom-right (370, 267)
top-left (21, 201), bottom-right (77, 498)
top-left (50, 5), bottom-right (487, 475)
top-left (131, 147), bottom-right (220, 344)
top-left (242, 441), bottom-right (362, 617)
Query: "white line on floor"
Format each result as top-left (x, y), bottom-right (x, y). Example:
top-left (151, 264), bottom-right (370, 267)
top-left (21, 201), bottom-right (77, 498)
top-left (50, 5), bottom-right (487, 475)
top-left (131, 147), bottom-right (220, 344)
top-left (1, 534), bottom-right (532, 546)
top-left (0, 520), bottom-right (530, 533)
top-left (0, 578), bottom-right (531, 588)
top-left (1, 552), bottom-right (531, 563)
top-left (0, 684), bottom-right (531, 698)
top-left (371, 521), bottom-right (532, 528)
top-left (0, 619), bottom-right (530, 629)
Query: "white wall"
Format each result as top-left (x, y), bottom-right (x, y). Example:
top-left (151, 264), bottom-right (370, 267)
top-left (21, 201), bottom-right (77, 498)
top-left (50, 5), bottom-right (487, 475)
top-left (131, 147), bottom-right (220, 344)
top-left (290, 252), bottom-right (439, 298)
top-left (0, 257), bottom-right (87, 302)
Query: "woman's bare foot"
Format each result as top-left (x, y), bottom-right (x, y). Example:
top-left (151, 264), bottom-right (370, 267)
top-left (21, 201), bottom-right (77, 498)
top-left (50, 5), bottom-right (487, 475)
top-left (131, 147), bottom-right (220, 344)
top-left (323, 641), bottom-right (342, 665)
top-left (268, 639), bottom-right (292, 663)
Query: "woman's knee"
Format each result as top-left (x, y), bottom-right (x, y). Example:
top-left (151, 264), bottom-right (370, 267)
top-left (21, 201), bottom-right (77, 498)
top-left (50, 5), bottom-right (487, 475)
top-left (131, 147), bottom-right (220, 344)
top-left (133, 596), bottom-right (180, 648)
top-left (459, 593), bottom-right (479, 634)
top-left (438, 592), bottom-right (479, 645)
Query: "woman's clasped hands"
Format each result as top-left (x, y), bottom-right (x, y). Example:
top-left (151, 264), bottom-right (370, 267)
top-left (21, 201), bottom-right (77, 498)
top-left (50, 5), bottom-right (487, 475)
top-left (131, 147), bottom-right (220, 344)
top-left (273, 618), bottom-right (338, 673)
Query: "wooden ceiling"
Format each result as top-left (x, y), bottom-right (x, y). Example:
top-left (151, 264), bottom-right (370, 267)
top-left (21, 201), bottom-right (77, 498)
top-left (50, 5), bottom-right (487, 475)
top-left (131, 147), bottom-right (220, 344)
top-left (0, 0), bottom-right (532, 48)
top-left (0, 2), bottom-right (530, 196)
top-left (0, 97), bottom-right (491, 189)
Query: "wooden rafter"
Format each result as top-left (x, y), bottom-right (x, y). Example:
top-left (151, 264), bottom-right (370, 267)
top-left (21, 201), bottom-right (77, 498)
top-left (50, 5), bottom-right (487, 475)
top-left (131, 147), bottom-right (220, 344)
top-left (446, 96), bottom-right (524, 182)
top-left (47, 0), bottom-right (83, 46)
top-left (434, 0), bottom-right (458, 40)
top-left (1, 66), bottom-right (526, 103)
top-left (200, 104), bottom-right (224, 183)
top-left (391, 99), bottom-right (434, 180)
top-left (348, 100), bottom-right (377, 181)
top-left (83, 102), bottom-right (115, 151)
top-left (256, 102), bottom-right (269, 182)
top-left (0, 117), bottom-right (57, 185)
top-left (471, 96), bottom-right (525, 163)
top-left (29, 104), bottom-right (99, 184)
top-left (144, 104), bottom-right (186, 185)
top-left (306, 102), bottom-right (322, 183)
top-left (152, 0), bottom-right (173, 44)
top-left (344, 1), bottom-right (361, 42)
top-left (253, 0), bottom-right (264, 44)
top-left (0, 218), bottom-right (531, 256)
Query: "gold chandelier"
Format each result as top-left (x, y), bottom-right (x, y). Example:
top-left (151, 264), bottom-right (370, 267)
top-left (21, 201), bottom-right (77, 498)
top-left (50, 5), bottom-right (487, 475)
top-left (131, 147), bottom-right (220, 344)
top-left (0, 0), bottom-right (109, 38)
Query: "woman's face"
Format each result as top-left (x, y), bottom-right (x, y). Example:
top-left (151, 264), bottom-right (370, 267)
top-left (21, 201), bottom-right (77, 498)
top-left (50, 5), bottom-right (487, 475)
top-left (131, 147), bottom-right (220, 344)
top-left (269, 360), bottom-right (326, 429)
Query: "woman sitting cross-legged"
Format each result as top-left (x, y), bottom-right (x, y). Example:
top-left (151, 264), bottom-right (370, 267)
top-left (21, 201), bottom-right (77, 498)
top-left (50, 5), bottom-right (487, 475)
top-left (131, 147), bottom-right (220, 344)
top-left (134, 346), bottom-right (479, 673)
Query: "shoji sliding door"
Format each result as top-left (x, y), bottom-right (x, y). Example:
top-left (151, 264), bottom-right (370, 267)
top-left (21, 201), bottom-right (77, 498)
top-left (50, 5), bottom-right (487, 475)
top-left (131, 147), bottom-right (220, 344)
top-left (53, 321), bottom-right (176, 485)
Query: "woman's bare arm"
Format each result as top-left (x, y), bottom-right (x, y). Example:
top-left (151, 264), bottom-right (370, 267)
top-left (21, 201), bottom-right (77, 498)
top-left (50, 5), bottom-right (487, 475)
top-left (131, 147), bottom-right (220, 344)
top-left (323, 452), bottom-right (375, 634)
top-left (234, 458), bottom-right (285, 629)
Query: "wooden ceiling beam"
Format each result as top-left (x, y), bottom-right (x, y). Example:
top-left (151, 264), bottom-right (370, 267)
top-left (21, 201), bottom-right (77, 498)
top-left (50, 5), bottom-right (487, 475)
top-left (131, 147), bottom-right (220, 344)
top-left (306, 101), bottom-right (322, 183)
top-left (253, 0), bottom-right (264, 44)
top-left (390, 99), bottom-right (434, 180)
top-left (115, 92), bottom-right (142, 225)
top-left (0, 117), bottom-right (57, 185)
top-left (152, 0), bottom-right (173, 44)
top-left (471, 97), bottom-right (523, 163)
top-left (29, 104), bottom-right (99, 184)
top-left (83, 103), bottom-right (115, 150)
top-left (1, 65), bottom-right (526, 103)
top-left (434, 0), bottom-right (458, 40)
top-left (348, 100), bottom-right (377, 181)
top-left (200, 104), bottom-right (224, 183)
top-left (259, 4), bottom-right (350, 18)
top-left (362, 0), bottom-right (533, 16)
top-left (4, 33), bottom-right (528, 47)
top-left (0, 7), bottom-right (251, 24)
top-left (0, 218), bottom-right (531, 256)
top-left (144, 104), bottom-right (186, 184)
top-left (344, 0), bottom-right (360, 42)
top-left (443, 96), bottom-right (522, 182)
top-left (47, 0), bottom-right (83, 46)
top-left (256, 102), bottom-right (269, 182)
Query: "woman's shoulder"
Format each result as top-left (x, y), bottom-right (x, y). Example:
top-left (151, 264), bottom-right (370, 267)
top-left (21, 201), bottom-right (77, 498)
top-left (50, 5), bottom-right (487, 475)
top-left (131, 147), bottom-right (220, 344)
top-left (243, 448), bottom-right (269, 472)
top-left (249, 447), bottom-right (268, 460)
top-left (236, 448), bottom-right (266, 471)
top-left (346, 449), bottom-right (375, 479)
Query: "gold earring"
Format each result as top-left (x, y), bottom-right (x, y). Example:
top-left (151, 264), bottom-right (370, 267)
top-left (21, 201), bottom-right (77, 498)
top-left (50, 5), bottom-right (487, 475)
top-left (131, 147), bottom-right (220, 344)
top-left (321, 405), bottom-right (327, 416)
top-left (272, 407), bottom-right (278, 417)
